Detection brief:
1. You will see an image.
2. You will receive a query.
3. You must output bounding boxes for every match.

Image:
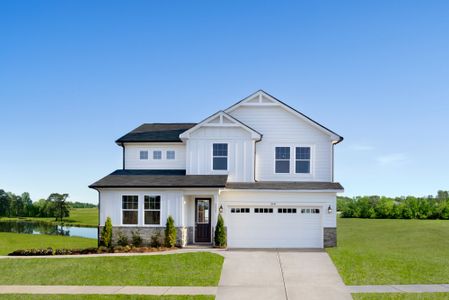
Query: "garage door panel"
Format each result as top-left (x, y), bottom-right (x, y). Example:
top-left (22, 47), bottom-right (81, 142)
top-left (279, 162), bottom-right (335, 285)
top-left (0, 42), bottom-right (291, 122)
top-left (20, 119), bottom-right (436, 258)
top-left (227, 206), bottom-right (322, 248)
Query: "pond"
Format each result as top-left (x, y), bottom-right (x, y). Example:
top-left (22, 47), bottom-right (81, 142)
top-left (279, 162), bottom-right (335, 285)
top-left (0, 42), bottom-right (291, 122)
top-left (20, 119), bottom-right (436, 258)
top-left (0, 221), bottom-right (97, 239)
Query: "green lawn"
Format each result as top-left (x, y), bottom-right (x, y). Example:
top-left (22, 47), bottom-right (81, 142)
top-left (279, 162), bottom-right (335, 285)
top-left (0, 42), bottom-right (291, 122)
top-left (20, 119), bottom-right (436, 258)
top-left (0, 207), bottom-right (98, 227)
top-left (327, 218), bottom-right (449, 285)
top-left (0, 232), bottom-right (97, 255)
top-left (0, 252), bottom-right (224, 286)
top-left (353, 293), bottom-right (449, 300)
top-left (0, 295), bottom-right (213, 300)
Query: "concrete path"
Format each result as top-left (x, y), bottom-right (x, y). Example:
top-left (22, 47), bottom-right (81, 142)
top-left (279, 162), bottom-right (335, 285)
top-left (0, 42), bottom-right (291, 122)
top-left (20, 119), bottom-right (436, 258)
top-left (349, 284), bottom-right (449, 293)
top-left (216, 250), bottom-right (352, 300)
top-left (0, 286), bottom-right (217, 295)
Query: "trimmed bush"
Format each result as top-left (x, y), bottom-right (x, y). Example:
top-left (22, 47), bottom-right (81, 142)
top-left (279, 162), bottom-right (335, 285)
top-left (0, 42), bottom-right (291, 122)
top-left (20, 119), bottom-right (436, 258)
top-left (214, 214), bottom-right (226, 248)
top-left (117, 230), bottom-right (129, 246)
top-left (131, 230), bottom-right (143, 247)
top-left (150, 231), bottom-right (162, 248)
top-left (164, 215), bottom-right (177, 248)
top-left (100, 216), bottom-right (113, 247)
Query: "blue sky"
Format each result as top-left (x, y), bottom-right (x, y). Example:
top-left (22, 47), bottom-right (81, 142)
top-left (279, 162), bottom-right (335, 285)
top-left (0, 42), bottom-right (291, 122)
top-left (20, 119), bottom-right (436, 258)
top-left (0, 1), bottom-right (448, 204)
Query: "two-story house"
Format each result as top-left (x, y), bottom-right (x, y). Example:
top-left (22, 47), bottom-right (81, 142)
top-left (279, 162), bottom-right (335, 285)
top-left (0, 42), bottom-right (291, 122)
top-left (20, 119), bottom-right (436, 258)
top-left (89, 90), bottom-right (343, 248)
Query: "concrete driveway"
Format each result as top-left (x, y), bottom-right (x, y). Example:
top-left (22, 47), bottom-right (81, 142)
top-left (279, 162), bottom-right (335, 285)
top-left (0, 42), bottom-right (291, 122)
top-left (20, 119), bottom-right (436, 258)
top-left (216, 250), bottom-right (352, 300)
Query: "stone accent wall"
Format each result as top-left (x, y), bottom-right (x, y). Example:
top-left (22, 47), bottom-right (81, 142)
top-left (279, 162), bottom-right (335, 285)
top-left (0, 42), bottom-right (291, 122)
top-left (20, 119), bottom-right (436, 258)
top-left (99, 226), bottom-right (192, 247)
top-left (323, 227), bottom-right (337, 247)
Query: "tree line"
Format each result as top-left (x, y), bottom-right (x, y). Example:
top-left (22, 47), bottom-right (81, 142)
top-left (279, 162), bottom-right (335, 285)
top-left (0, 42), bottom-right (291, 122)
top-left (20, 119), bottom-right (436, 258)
top-left (0, 189), bottom-right (97, 221)
top-left (338, 190), bottom-right (449, 219)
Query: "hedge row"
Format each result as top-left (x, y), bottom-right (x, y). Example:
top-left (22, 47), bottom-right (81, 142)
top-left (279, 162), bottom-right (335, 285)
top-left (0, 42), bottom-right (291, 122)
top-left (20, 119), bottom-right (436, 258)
top-left (338, 193), bottom-right (449, 219)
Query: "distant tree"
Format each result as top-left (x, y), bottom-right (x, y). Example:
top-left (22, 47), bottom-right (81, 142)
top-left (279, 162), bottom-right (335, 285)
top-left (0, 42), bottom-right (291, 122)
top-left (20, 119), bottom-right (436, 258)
top-left (68, 201), bottom-right (97, 209)
top-left (21, 192), bottom-right (33, 217)
top-left (47, 193), bottom-right (70, 221)
top-left (0, 190), bottom-right (10, 217)
top-left (437, 190), bottom-right (449, 201)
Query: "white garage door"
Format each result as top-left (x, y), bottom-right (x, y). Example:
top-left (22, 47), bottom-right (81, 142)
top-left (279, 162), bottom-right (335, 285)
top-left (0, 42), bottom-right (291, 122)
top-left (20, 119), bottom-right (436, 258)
top-left (227, 206), bottom-right (323, 248)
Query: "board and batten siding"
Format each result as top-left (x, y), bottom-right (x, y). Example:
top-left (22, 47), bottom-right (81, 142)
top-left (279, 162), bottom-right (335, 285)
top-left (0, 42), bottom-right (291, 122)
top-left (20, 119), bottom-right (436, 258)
top-left (228, 106), bottom-right (333, 182)
top-left (186, 127), bottom-right (255, 182)
top-left (123, 143), bottom-right (186, 170)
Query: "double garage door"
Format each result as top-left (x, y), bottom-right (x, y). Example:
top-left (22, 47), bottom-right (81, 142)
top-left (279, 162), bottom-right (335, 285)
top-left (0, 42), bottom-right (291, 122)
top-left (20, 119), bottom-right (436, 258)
top-left (227, 206), bottom-right (323, 248)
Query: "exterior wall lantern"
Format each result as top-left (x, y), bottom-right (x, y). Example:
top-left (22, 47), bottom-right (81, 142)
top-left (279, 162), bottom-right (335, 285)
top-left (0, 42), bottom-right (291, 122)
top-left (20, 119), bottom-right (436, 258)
top-left (219, 205), bottom-right (224, 214)
top-left (328, 205), bottom-right (333, 214)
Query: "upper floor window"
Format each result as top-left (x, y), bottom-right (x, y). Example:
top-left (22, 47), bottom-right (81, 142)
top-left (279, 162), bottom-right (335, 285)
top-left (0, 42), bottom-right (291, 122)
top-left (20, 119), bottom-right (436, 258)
top-left (144, 195), bottom-right (161, 225)
top-left (153, 150), bottom-right (162, 160)
top-left (295, 147), bottom-right (311, 173)
top-left (212, 143), bottom-right (228, 170)
top-left (122, 195), bottom-right (138, 225)
top-left (139, 151), bottom-right (148, 160)
top-left (275, 147), bottom-right (290, 173)
top-left (166, 150), bottom-right (175, 160)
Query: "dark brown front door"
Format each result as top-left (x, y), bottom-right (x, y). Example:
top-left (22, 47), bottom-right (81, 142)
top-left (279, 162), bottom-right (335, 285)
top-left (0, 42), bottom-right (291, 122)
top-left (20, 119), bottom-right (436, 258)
top-left (195, 198), bottom-right (211, 243)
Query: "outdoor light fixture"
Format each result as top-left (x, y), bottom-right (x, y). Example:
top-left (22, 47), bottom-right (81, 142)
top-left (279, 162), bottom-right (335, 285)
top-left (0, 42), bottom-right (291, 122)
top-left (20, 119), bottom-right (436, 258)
top-left (219, 205), bottom-right (223, 214)
top-left (328, 205), bottom-right (333, 214)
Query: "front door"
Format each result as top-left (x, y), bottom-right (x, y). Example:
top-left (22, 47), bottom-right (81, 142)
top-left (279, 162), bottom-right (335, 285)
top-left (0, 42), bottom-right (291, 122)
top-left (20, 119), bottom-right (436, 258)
top-left (195, 198), bottom-right (211, 243)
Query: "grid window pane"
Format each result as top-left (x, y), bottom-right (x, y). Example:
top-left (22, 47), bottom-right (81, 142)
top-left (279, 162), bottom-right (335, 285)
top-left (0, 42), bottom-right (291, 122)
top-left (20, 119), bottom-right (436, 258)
top-left (166, 150), bottom-right (175, 160)
top-left (296, 147), bottom-right (310, 159)
top-left (275, 147), bottom-right (290, 159)
top-left (122, 211), bottom-right (138, 224)
top-left (275, 160), bottom-right (290, 173)
top-left (153, 151), bottom-right (162, 159)
top-left (145, 211), bottom-right (160, 225)
top-left (296, 161), bottom-right (310, 173)
top-left (213, 143), bottom-right (228, 156)
top-left (122, 196), bottom-right (138, 209)
top-left (140, 151), bottom-right (148, 160)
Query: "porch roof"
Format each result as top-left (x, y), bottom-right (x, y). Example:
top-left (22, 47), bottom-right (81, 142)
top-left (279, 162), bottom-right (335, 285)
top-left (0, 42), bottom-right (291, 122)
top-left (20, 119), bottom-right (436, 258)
top-left (225, 181), bottom-right (344, 191)
top-left (89, 169), bottom-right (227, 189)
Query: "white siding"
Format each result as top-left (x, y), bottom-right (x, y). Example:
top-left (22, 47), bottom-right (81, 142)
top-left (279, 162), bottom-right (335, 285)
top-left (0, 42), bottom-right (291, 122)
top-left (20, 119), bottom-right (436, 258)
top-left (186, 127), bottom-right (255, 182)
top-left (99, 188), bottom-right (184, 226)
top-left (124, 143), bottom-right (186, 170)
top-left (229, 106), bottom-right (333, 181)
top-left (219, 191), bottom-right (336, 228)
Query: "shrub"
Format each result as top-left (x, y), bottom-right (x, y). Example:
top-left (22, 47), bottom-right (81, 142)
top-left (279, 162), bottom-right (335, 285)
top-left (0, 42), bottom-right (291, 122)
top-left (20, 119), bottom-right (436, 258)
top-left (101, 217), bottom-right (113, 247)
top-left (116, 230), bottom-right (129, 246)
top-left (8, 248), bottom-right (53, 256)
top-left (165, 215), bottom-right (177, 248)
top-left (214, 214), bottom-right (226, 248)
top-left (150, 231), bottom-right (162, 248)
top-left (131, 230), bottom-right (143, 247)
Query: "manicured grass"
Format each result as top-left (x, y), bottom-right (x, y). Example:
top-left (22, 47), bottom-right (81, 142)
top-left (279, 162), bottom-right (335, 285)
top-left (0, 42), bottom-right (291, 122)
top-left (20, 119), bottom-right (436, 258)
top-left (0, 295), bottom-right (213, 300)
top-left (327, 218), bottom-right (449, 285)
top-left (0, 252), bottom-right (224, 286)
top-left (353, 293), bottom-right (449, 300)
top-left (0, 232), bottom-right (97, 255)
top-left (0, 207), bottom-right (98, 227)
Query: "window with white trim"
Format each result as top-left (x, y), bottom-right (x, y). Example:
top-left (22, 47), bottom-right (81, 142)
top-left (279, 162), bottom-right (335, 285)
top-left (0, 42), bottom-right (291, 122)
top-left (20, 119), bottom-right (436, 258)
top-left (254, 208), bottom-right (273, 213)
top-left (144, 195), bottom-right (161, 225)
top-left (296, 147), bottom-right (311, 173)
top-left (275, 147), bottom-right (290, 173)
top-left (166, 150), bottom-right (175, 160)
top-left (140, 151), bottom-right (148, 160)
top-left (153, 150), bottom-right (162, 160)
top-left (278, 208), bottom-right (297, 214)
top-left (122, 195), bottom-right (138, 225)
top-left (212, 143), bottom-right (228, 170)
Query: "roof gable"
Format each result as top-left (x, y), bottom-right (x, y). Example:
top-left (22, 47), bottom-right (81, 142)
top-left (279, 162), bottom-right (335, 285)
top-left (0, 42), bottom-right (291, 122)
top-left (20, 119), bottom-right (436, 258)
top-left (225, 90), bottom-right (343, 144)
top-left (179, 111), bottom-right (262, 140)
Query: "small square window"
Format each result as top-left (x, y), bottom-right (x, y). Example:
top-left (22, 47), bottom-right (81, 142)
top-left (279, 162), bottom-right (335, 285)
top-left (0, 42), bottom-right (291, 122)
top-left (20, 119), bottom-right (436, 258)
top-left (140, 151), bottom-right (148, 160)
top-left (166, 150), bottom-right (175, 160)
top-left (153, 151), bottom-right (162, 160)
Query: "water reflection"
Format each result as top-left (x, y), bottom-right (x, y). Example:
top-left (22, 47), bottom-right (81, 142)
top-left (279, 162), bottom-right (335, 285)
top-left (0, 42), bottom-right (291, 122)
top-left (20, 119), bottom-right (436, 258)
top-left (0, 221), bottom-right (97, 239)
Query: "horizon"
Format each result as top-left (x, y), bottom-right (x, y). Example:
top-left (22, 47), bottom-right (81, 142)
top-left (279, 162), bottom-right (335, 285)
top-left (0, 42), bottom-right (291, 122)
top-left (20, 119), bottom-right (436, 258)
top-left (1, 1), bottom-right (448, 204)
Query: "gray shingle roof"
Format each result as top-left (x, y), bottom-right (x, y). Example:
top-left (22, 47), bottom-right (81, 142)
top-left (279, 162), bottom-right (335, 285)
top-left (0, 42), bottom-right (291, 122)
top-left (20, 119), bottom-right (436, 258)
top-left (225, 181), bottom-right (344, 190)
top-left (89, 169), bottom-right (227, 188)
top-left (116, 123), bottom-right (196, 144)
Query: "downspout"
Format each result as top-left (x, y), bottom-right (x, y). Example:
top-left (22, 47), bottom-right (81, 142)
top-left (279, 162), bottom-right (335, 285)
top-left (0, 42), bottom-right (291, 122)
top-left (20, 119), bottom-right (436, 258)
top-left (121, 143), bottom-right (125, 170)
top-left (94, 188), bottom-right (101, 247)
top-left (253, 136), bottom-right (262, 182)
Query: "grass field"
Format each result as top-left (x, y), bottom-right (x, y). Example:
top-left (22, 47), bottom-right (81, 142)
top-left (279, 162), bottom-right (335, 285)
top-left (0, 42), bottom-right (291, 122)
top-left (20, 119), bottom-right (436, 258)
top-left (327, 218), bottom-right (449, 285)
top-left (0, 252), bottom-right (224, 286)
top-left (0, 295), bottom-right (213, 300)
top-left (0, 232), bottom-right (97, 255)
top-left (0, 207), bottom-right (98, 227)
top-left (353, 293), bottom-right (449, 300)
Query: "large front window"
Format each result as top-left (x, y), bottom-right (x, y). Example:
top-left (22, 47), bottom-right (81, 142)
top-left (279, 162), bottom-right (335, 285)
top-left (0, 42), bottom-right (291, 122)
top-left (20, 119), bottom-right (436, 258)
top-left (122, 195), bottom-right (138, 225)
top-left (144, 195), bottom-right (161, 225)
top-left (212, 143), bottom-right (228, 170)
top-left (275, 147), bottom-right (290, 173)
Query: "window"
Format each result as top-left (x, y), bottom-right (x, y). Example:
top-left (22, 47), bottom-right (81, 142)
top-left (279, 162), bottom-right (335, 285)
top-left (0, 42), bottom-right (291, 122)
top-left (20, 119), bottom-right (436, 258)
top-left (254, 208), bottom-right (273, 213)
top-left (140, 151), bottom-right (148, 160)
top-left (166, 150), bottom-right (175, 160)
top-left (296, 147), bottom-right (311, 173)
top-left (153, 150), bottom-right (162, 160)
top-left (212, 143), bottom-right (228, 170)
top-left (230, 208), bottom-right (250, 213)
top-left (278, 208), bottom-right (297, 214)
top-left (275, 147), bottom-right (290, 173)
top-left (122, 196), bottom-right (138, 224)
top-left (144, 195), bottom-right (161, 225)
top-left (301, 208), bottom-right (320, 214)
